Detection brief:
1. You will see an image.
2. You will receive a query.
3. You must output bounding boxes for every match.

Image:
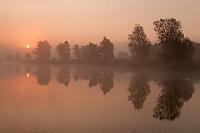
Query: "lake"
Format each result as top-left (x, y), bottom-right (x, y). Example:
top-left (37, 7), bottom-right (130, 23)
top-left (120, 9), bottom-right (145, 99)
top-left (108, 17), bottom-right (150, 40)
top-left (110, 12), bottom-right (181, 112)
top-left (0, 63), bottom-right (200, 133)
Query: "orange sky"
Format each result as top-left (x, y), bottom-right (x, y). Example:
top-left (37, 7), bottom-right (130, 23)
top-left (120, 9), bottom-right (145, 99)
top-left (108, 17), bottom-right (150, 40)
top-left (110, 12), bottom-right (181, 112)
top-left (0, 0), bottom-right (200, 49)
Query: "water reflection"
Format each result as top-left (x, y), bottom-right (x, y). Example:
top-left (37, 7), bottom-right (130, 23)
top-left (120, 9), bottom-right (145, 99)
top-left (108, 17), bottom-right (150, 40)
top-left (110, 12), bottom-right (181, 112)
top-left (73, 67), bottom-right (114, 95)
top-left (56, 66), bottom-right (71, 86)
top-left (128, 73), bottom-right (150, 111)
top-left (153, 75), bottom-right (195, 121)
top-left (34, 66), bottom-right (51, 86)
top-left (3, 63), bottom-right (198, 122)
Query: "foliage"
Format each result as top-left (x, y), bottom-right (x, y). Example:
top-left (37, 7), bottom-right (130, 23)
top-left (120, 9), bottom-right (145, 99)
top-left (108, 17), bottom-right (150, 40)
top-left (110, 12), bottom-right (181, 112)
top-left (56, 41), bottom-right (71, 62)
top-left (128, 24), bottom-right (151, 60)
top-left (73, 44), bottom-right (81, 61)
top-left (99, 37), bottom-right (114, 64)
top-left (33, 40), bottom-right (51, 63)
top-left (153, 18), bottom-right (195, 62)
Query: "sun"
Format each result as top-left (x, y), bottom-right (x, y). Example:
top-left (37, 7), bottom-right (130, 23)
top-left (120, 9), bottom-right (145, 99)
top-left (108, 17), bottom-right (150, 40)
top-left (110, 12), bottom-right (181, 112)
top-left (26, 73), bottom-right (30, 78)
top-left (26, 44), bottom-right (30, 49)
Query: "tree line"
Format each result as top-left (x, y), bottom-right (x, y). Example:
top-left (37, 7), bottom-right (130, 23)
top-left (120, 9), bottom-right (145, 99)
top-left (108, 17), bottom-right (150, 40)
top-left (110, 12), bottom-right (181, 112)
top-left (6, 18), bottom-right (198, 65)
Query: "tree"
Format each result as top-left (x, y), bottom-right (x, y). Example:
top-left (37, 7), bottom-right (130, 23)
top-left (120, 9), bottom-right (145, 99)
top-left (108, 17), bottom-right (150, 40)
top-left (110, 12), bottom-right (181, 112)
top-left (15, 52), bottom-right (21, 61)
top-left (153, 18), bottom-right (195, 62)
top-left (73, 44), bottom-right (81, 61)
top-left (87, 42), bottom-right (100, 64)
top-left (25, 53), bottom-right (32, 61)
top-left (80, 45), bottom-right (90, 63)
top-left (56, 41), bottom-right (71, 63)
top-left (33, 40), bottom-right (51, 63)
top-left (79, 43), bottom-right (100, 64)
top-left (128, 24), bottom-right (151, 61)
top-left (99, 37), bottom-right (114, 64)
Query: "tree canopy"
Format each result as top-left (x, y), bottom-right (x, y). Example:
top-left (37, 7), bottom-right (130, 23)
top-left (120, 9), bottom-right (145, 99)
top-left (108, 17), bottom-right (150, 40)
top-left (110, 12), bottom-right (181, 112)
top-left (128, 24), bottom-right (151, 61)
top-left (99, 37), bottom-right (114, 64)
top-left (34, 40), bottom-right (51, 63)
top-left (153, 18), bottom-right (195, 62)
top-left (56, 41), bottom-right (71, 63)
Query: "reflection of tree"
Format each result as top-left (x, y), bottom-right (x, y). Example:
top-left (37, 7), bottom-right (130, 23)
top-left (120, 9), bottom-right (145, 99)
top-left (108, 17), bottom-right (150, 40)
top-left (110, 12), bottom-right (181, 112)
top-left (35, 66), bottom-right (51, 86)
top-left (56, 67), bottom-right (71, 86)
top-left (99, 71), bottom-right (114, 95)
top-left (128, 74), bottom-right (150, 111)
top-left (153, 77), bottom-right (194, 121)
top-left (73, 67), bottom-right (114, 95)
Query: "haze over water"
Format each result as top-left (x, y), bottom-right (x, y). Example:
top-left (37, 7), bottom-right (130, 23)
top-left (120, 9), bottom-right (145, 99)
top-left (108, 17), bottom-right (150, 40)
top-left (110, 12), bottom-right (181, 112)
top-left (0, 63), bottom-right (200, 133)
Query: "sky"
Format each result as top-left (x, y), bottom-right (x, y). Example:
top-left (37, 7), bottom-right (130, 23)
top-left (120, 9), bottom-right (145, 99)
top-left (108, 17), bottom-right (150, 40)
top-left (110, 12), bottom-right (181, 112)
top-left (0, 0), bottom-right (200, 52)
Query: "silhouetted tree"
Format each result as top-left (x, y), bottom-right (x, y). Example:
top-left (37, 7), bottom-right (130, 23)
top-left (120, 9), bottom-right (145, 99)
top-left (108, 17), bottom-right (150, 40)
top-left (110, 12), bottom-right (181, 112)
top-left (79, 43), bottom-right (100, 64)
top-left (15, 52), bottom-right (21, 61)
top-left (25, 53), bottom-right (32, 61)
top-left (56, 67), bottom-right (71, 86)
top-left (88, 43), bottom-right (100, 64)
top-left (153, 18), bottom-right (195, 62)
top-left (153, 76), bottom-right (194, 121)
top-left (80, 45), bottom-right (90, 63)
top-left (99, 37), bottom-right (114, 64)
top-left (73, 44), bottom-right (82, 62)
top-left (33, 40), bottom-right (51, 63)
top-left (35, 66), bottom-right (51, 86)
top-left (128, 24), bottom-right (151, 61)
top-left (56, 41), bottom-right (71, 63)
top-left (128, 74), bottom-right (150, 111)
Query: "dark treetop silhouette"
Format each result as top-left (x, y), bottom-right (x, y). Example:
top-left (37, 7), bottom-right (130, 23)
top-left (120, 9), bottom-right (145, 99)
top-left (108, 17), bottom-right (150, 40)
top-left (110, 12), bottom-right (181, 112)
top-left (128, 24), bottom-right (151, 61)
top-left (5, 18), bottom-right (199, 69)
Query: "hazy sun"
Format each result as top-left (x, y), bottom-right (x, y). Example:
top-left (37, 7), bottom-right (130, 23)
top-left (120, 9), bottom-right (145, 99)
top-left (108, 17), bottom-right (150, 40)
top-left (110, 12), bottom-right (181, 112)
top-left (26, 73), bottom-right (30, 78)
top-left (26, 44), bottom-right (30, 49)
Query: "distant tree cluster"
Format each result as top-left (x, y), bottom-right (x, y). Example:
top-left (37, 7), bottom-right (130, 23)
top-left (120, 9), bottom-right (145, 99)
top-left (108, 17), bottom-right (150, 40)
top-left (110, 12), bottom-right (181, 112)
top-left (128, 18), bottom-right (195, 63)
top-left (56, 41), bottom-right (71, 63)
top-left (29, 37), bottom-right (114, 64)
top-left (33, 40), bottom-right (51, 63)
top-left (6, 17), bottom-right (198, 66)
top-left (73, 37), bottom-right (114, 64)
top-left (154, 18), bottom-right (195, 62)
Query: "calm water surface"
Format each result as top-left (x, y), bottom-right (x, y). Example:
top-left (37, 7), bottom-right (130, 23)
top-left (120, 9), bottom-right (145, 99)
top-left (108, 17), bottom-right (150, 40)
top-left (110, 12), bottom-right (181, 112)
top-left (0, 63), bottom-right (200, 133)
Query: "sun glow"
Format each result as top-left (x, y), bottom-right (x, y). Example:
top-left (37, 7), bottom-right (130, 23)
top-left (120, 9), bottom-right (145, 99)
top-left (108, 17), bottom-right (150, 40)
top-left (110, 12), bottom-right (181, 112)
top-left (26, 44), bottom-right (30, 49)
top-left (26, 73), bottom-right (30, 78)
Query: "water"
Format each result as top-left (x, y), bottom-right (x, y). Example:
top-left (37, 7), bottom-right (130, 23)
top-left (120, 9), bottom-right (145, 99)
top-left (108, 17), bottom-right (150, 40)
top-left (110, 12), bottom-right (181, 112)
top-left (0, 63), bottom-right (200, 133)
